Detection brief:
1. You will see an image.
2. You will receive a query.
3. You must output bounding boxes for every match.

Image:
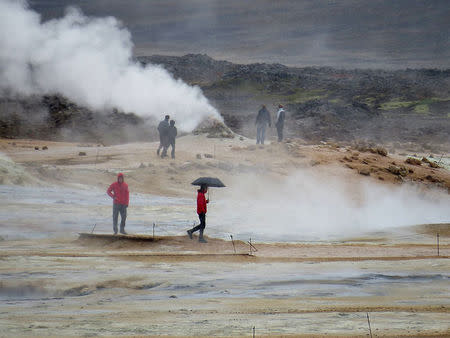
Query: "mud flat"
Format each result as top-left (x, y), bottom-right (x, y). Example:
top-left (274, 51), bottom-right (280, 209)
top-left (0, 136), bottom-right (449, 336)
top-left (0, 232), bottom-right (449, 337)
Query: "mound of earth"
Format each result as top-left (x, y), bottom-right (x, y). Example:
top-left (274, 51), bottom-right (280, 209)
top-left (192, 118), bottom-right (235, 138)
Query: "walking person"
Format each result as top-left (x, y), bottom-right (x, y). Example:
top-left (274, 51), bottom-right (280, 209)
top-left (187, 184), bottom-right (209, 243)
top-left (157, 115), bottom-right (170, 157)
top-left (255, 104), bottom-right (271, 144)
top-left (167, 119), bottom-right (177, 159)
top-left (107, 173), bottom-right (129, 235)
top-left (275, 104), bottom-right (285, 142)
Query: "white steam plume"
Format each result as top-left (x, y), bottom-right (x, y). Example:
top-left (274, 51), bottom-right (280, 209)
top-left (0, 0), bottom-right (221, 132)
top-left (213, 168), bottom-right (450, 241)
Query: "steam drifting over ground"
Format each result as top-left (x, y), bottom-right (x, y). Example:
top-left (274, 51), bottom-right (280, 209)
top-left (214, 168), bottom-right (450, 241)
top-left (0, 0), bottom-right (221, 132)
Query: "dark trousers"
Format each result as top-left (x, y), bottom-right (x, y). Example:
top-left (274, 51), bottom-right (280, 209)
top-left (276, 123), bottom-right (284, 142)
top-left (157, 135), bottom-right (164, 154)
top-left (113, 203), bottom-right (127, 233)
top-left (190, 213), bottom-right (206, 237)
top-left (256, 124), bottom-right (267, 144)
top-left (168, 140), bottom-right (175, 158)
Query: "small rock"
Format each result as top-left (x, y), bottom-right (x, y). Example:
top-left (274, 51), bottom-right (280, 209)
top-left (310, 160), bottom-right (320, 167)
top-left (169, 295), bottom-right (178, 298)
top-left (42, 146), bottom-right (48, 150)
top-left (204, 153), bottom-right (213, 158)
top-left (34, 146), bottom-right (39, 150)
top-left (78, 152), bottom-right (86, 156)
top-left (425, 175), bottom-right (440, 183)
top-left (405, 157), bottom-right (422, 165)
top-left (428, 161), bottom-right (440, 168)
top-left (139, 163), bottom-right (146, 168)
top-left (376, 147), bottom-right (388, 156)
top-left (196, 154), bottom-right (202, 159)
top-left (239, 137), bottom-right (244, 141)
top-left (388, 165), bottom-right (408, 177)
top-left (359, 168), bottom-right (371, 176)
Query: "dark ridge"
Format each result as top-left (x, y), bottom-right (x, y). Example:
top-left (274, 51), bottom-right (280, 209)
top-left (1, 54), bottom-right (449, 149)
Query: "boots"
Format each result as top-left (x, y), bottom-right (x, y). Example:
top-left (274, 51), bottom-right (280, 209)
top-left (198, 229), bottom-right (207, 243)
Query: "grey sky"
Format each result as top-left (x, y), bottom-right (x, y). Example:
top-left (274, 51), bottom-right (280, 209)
top-left (28, 0), bottom-right (450, 68)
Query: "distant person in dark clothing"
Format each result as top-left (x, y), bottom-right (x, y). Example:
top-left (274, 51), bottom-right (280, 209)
top-left (187, 184), bottom-right (209, 243)
top-left (107, 173), bottom-right (129, 235)
top-left (275, 104), bottom-right (285, 142)
top-left (167, 119), bottom-right (177, 159)
top-left (157, 115), bottom-right (170, 157)
top-left (255, 104), bottom-right (271, 144)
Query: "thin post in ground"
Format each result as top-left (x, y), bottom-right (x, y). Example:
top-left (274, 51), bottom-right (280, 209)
top-left (230, 235), bottom-right (236, 253)
top-left (437, 233), bottom-right (440, 256)
top-left (366, 312), bottom-right (373, 338)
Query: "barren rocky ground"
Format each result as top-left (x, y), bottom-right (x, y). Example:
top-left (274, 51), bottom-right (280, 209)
top-left (0, 132), bottom-right (449, 336)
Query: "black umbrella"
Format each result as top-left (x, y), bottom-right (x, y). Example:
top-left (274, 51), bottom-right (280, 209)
top-left (191, 177), bottom-right (226, 188)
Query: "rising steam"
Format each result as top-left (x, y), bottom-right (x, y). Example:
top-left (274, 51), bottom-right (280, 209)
top-left (0, 0), bottom-right (221, 132)
top-left (213, 168), bottom-right (450, 241)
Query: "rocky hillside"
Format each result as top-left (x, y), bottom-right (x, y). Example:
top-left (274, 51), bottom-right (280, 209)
top-left (1, 54), bottom-right (449, 150)
top-left (0, 95), bottom-right (154, 145)
top-left (140, 54), bottom-right (450, 151)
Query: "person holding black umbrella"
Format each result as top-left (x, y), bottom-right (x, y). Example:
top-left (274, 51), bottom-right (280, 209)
top-left (187, 184), bottom-right (209, 243)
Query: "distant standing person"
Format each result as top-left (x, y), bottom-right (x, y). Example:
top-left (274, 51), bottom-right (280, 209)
top-left (107, 173), bottom-right (129, 235)
top-left (167, 120), bottom-right (177, 159)
top-left (157, 115), bottom-right (170, 157)
top-left (187, 184), bottom-right (209, 243)
top-left (255, 104), bottom-right (271, 144)
top-left (275, 104), bottom-right (285, 142)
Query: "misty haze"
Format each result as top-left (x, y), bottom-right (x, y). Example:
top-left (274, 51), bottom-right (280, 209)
top-left (0, 0), bottom-right (449, 336)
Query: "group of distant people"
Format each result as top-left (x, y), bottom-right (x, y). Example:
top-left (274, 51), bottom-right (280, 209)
top-left (105, 106), bottom-right (286, 240)
top-left (157, 115), bottom-right (177, 159)
top-left (255, 104), bottom-right (285, 144)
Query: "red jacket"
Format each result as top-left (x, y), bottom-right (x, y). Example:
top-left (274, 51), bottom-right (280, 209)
top-left (107, 173), bottom-right (129, 206)
top-left (197, 190), bottom-right (208, 214)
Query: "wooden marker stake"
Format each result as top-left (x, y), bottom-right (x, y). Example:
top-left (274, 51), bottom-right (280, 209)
top-left (437, 233), bottom-right (440, 256)
top-left (367, 313), bottom-right (373, 338)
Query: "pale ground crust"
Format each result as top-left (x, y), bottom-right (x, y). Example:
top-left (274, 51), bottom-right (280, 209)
top-left (0, 135), bottom-right (449, 337)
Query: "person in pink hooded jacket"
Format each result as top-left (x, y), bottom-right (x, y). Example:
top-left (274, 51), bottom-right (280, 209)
top-left (107, 173), bottom-right (129, 234)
